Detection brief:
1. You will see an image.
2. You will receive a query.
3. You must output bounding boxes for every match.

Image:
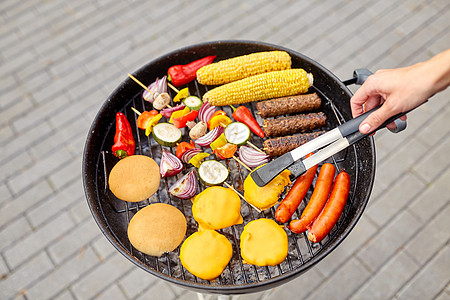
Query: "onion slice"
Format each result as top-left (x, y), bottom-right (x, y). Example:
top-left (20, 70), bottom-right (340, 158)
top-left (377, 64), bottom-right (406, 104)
top-left (161, 103), bottom-right (185, 119)
top-left (238, 146), bottom-right (270, 168)
top-left (168, 169), bottom-right (198, 199)
top-left (198, 101), bottom-right (216, 123)
top-left (180, 147), bottom-right (201, 164)
top-left (143, 76), bottom-right (168, 102)
top-left (160, 149), bottom-right (183, 177)
top-left (195, 126), bottom-right (224, 147)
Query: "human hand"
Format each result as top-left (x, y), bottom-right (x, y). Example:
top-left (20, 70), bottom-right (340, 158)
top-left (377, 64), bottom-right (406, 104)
top-left (350, 49), bottom-right (450, 134)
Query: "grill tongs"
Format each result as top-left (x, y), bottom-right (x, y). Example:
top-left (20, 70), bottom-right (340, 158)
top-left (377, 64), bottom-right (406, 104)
top-left (251, 105), bottom-right (410, 187)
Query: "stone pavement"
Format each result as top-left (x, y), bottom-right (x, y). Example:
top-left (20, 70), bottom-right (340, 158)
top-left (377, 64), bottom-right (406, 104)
top-left (1, 0), bottom-right (449, 299)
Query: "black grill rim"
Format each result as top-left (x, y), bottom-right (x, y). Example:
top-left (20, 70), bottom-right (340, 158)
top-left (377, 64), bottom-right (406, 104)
top-left (82, 40), bottom-right (376, 294)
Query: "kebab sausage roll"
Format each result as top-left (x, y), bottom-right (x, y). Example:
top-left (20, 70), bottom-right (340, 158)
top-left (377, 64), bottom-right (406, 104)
top-left (262, 112), bottom-right (327, 137)
top-left (263, 131), bottom-right (325, 157)
top-left (256, 93), bottom-right (321, 118)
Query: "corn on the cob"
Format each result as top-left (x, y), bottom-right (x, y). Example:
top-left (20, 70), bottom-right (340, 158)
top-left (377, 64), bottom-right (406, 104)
top-left (203, 69), bottom-right (313, 106)
top-left (196, 51), bottom-right (292, 85)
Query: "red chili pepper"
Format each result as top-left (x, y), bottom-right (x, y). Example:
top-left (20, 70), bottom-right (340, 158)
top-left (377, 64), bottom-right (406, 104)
top-left (231, 105), bottom-right (265, 138)
top-left (112, 112), bottom-right (135, 159)
top-left (168, 55), bottom-right (216, 87)
top-left (173, 110), bottom-right (199, 128)
top-left (176, 141), bottom-right (196, 159)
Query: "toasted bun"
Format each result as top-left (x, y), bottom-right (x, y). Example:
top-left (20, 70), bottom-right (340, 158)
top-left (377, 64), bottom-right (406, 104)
top-left (109, 155), bottom-right (160, 202)
top-left (127, 203), bottom-right (187, 257)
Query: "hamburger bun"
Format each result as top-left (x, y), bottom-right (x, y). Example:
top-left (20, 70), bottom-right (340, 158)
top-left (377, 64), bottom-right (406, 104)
top-left (127, 203), bottom-right (187, 257)
top-left (109, 155), bottom-right (160, 202)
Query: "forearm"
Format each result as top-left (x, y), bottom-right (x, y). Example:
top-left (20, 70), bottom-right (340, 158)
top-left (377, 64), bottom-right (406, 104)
top-left (420, 49), bottom-right (450, 97)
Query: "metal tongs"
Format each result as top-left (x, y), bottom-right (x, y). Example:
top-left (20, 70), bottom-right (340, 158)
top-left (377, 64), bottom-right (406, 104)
top-left (251, 105), bottom-right (410, 187)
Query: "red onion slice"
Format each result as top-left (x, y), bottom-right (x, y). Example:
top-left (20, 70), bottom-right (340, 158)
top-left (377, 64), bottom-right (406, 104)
top-left (238, 146), bottom-right (270, 168)
top-left (168, 169), bottom-right (198, 199)
top-left (198, 101), bottom-right (216, 123)
top-left (160, 149), bottom-right (183, 177)
top-left (180, 148), bottom-right (201, 164)
top-left (195, 126), bottom-right (224, 147)
top-left (142, 76), bottom-right (168, 102)
top-left (161, 104), bottom-right (185, 119)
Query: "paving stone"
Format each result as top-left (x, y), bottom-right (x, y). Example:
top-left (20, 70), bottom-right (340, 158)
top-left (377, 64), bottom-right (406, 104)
top-left (118, 267), bottom-right (159, 299)
top-left (268, 267), bottom-right (324, 299)
top-left (71, 252), bottom-right (133, 300)
top-left (396, 246), bottom-right (450, 300)
top-left (356, 210), bottom-right (423, 273)
top-left (26, 246), bottom-right (100, 300)
top-left (136, 280), bottom-right (177, 300)
top-left (0, 183), bottom-right (12, 207)
top-left (95, 283), bottom-right (128, 300)
top-left (0, 251), bottom-right (53, 300)
top-left (4, 211), bottom-right (75, 269)
top-left (0, 215), bottom-right (32, 252)
top-left (0, 150), bottom-right (34, 182)
top-left (48, 217), bottom-right (100, 265)
top-left (365, 172), bottom-right (425, 227)
top-left (351, 250), bottom-right (421, 300)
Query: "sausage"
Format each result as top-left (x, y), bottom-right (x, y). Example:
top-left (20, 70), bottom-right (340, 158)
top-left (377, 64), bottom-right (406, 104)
top-left (307, 170), bottom-right (350, 243)
top-left (262, 112), bottom-right (327, 137)
top-left (275, 153), bottom-right (318, 223)
top-left (263, 131), bottom-right (325, 157)
top-left (256, 93), bottom-right (321, 118)
top-left (288, 163), bottom-right (335, 234)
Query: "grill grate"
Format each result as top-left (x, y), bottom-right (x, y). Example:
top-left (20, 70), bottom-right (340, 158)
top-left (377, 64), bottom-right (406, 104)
top-left (96, 80), bottom-right (360, 288)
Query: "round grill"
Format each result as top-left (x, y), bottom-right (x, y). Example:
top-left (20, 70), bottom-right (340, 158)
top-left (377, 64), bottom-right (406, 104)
top-left (82, 41), bottom-right (375, 294)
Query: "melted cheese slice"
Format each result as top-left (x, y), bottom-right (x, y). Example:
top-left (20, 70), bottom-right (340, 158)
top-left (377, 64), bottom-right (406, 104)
top-left (244, 167), bottom-right (291, 210)
top-left (240, 218), bottom-right (288, 266)
top-left (192, 186), bottom-right (243, 230)
top-left (179, 230), bottom-right (232, 281)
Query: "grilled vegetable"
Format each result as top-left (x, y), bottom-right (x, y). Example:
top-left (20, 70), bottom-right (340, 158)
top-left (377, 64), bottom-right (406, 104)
top-left (152, 123), bottom-right (182, 147)
top-left (136, 109), bottom-right (159, 130)
top-left (176, 141), bottom-right (196, 159)
top-left (275, 153), bottom-right (317, 223)
top-left (112, 112), bottom-right (135, 159)
top-left (160, 149), bottom-right (183, 177)
top-left (173, 110), bottom-right (198, 129)
top-left (203, 69), bottom-right (313, 106)
top-left (196, 51), bottom-right (292, 85)
top-left (224, 122), bottom-right (251, 146)
top-left (168, 55), bottom-right (216, 87)
top-left (142, 76), bottom-right (167, 102)
top-left (188, 152), bottom-right (210, 168)
top-left (198, 160), bottom-right (229, 186)
top-left (256, 92), bottom-right (322, 118)
top-left (195, 126), bottom-right (224, 147)
top-left (213, 143), bottom-right (237, 159)
top-left (208, 114), bottom-right (232, 130)
top-left (144, 113), bottom-right (162, 136)
top-left (308, 170), bottom-right (350, 243)
top-left (168, 170), bottom-right (198, 199)
top-left (238, 146), bottom-right (270, 169)
top-left (189, 121), bottom-right (208, 140)
top-left (289, 163), bottom-right (336, 234)
top-left (183, 96), bottom-right (203, 111)
top-left (153, 93), bottom-right (171, 110)
top-left (231, 105), bottom-right (265, 138)
top-left (173, 87), bottom-right (189, 103)
top-left (263, 131), bottom-right (325, 157)
top-left (262, 112), bottom-right (327, 137)
top-left (161, 104), bottom-right (185, 119)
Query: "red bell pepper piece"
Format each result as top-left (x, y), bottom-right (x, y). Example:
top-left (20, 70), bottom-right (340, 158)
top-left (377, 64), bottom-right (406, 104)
top-left (173, 110), bottom-right (199, 128)
top-left (176, 141), bottom-right (196, 159)
top-left (136, 110), bottom-right (159, 130)
top-left (168, 55), bottom-right (216, 87)
top-left (231, 105), bottom-right (265, 138)
top-left (112, 112), bottom-right (135, 159)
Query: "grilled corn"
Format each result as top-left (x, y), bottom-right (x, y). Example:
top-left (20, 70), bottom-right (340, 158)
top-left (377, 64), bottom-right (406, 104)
top-left (203, 69), bottom-right (313, 106)
top-left (196, 51), bottom-right (292, 85)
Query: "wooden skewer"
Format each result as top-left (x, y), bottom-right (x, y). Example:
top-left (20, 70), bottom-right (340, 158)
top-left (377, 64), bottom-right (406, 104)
top-left (223, 182), bottom-right (262, 213)
top-left (232, 156), bottom-right (251, 172)
top-left (247, 141), bottom-right (265, 154)
top-left (131, 107), bottom-right (141, 115)
top-left (167, 82), bottom-right (180, 94)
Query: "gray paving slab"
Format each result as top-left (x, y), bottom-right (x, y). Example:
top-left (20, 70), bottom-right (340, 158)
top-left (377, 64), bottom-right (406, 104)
top-left (1, 1), bottom-right (449, 299)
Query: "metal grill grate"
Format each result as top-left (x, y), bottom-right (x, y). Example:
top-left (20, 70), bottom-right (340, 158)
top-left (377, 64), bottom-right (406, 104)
top-left (97, 81), bottom-right (360, 288)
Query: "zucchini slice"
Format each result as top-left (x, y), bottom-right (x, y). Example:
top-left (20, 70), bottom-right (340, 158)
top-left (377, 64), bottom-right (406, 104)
top-left (152, 123), bottom-right (182, 147)
top-left (224, 122), bottom-right (251, 146)
top-left (198, 160), bottom-right (229, 186)
top-left (183, 96), bottom-right (203, 111)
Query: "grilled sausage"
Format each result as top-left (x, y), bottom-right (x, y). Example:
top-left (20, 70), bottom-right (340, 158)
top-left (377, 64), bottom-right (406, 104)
top-left (288, 163), bottom-right (335, 234)
top-left (307, 170), bottom-right (350, 243)
top-left (275, 153), bottom-right (317, 223)
top-left (263, 131), bottom-right (325, 157)
top-left (256, 93), bottom-right (321, 118)
top-left (262, 112), bottom-right (327, 137)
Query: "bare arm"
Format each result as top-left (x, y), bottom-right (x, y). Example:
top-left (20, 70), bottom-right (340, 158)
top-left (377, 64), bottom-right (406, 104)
top-left (351, 49), bottom-right (450, 134)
